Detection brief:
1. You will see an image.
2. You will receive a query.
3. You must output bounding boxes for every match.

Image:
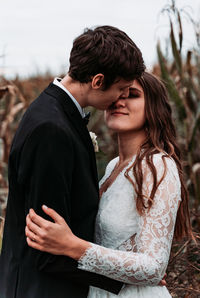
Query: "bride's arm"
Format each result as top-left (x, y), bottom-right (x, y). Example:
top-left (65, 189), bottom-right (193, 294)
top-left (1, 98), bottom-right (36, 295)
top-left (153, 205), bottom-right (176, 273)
top-left (26, 156), bottom-right (180, 286)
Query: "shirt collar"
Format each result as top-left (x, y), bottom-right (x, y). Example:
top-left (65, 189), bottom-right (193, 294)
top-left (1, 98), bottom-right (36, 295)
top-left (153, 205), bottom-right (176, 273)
top-left (53, 77), bottom-right (85, 118)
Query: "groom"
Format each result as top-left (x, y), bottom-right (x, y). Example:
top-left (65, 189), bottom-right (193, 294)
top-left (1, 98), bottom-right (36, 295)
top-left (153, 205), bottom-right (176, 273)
top-left (0, 26), bottom-right (145, 298)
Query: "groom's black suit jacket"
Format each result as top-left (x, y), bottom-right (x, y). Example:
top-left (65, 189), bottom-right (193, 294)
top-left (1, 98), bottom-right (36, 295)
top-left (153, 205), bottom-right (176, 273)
top-left (0, 83), bottom-right (122, 298)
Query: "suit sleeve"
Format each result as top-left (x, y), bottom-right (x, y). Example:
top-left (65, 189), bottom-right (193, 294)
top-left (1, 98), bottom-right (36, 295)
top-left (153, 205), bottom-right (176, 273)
top-left (18, 122), bottom-right (123, 294)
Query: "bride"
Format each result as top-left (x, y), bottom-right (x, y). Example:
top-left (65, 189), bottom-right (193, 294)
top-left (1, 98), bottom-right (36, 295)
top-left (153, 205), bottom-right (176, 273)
top-left (26, 72), bottom-right (193, 297)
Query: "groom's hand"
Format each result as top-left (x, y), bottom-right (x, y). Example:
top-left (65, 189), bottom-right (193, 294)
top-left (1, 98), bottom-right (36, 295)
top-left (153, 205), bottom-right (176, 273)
top-left (158, 273), bottom-right (167, 286)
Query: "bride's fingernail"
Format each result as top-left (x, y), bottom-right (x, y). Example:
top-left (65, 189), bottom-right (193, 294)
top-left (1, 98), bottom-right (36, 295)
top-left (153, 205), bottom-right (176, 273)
top-left (43, 205), bottom-right (48, 209)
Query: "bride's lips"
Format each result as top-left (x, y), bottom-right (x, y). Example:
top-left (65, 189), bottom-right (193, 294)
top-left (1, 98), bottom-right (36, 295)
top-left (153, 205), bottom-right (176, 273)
top-left (110, 111), bottom-right (128, 116)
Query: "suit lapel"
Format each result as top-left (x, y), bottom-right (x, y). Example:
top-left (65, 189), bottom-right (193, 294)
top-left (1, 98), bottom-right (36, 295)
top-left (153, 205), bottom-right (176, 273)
top-left (44, 83), bottom-right (99, 190)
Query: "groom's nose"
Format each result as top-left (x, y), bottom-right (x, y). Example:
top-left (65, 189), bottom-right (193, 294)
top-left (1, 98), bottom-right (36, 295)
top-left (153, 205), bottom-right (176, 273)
top-left (121, 87), bottom-right (129, 99)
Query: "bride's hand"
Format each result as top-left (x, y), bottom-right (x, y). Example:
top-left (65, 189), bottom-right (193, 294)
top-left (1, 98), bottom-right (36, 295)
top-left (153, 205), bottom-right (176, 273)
top-left (25, 205), bottom-right (90, 260)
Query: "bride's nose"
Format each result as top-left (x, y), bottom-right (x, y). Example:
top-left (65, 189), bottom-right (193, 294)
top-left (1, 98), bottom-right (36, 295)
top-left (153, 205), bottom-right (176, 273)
top-left (114, 98), bottom-right (126, 108)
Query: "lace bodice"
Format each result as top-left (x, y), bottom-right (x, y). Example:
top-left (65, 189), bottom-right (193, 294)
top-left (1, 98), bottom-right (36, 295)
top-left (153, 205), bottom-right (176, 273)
top-left (78, 153), bottom-right (181, 286)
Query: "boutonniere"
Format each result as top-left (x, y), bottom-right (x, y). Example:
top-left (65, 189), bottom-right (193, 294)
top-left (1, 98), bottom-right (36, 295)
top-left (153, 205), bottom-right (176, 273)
top-left (89, 132), bottom-right (99, 152)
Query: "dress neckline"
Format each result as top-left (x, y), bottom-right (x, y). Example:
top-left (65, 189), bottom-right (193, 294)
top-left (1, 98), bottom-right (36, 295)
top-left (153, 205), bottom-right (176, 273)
top-left (99, 154), bottom-right (136, 199)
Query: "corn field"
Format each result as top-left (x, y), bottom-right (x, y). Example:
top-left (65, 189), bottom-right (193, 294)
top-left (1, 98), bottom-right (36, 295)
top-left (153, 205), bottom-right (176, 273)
top-left (0, 1), bottom-right (200, 297)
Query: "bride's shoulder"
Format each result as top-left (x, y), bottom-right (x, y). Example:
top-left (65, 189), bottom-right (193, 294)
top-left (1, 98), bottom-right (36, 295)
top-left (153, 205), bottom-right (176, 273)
top-left (142, 152), bottom-right (179, 180)
top-left (99, 156), bottom-right (119, 186)
top-left (105, 156), bottom-right (119, 174)
top-left (153, 152), bottom-right (177, 168)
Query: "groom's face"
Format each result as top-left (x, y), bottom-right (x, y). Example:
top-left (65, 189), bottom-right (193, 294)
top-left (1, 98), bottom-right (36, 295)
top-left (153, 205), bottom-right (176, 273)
top-left (89, 79), bottom-right (134, 110)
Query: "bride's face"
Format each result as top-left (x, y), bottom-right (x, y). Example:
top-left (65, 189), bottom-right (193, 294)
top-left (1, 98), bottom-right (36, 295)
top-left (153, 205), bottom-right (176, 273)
top-left (104, 80), bottom-right (145, 133)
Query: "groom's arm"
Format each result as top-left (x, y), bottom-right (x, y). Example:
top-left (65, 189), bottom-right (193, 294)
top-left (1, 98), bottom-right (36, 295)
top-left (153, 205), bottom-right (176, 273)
top-left (18, 123), bottom-right (123, 294)
top-left (38, 255), bottom-right (124, 293)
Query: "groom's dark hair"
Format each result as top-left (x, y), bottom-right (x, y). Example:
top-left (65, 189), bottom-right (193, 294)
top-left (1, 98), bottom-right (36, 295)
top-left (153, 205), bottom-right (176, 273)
top-left (68, 25), bottom-right (145, 89)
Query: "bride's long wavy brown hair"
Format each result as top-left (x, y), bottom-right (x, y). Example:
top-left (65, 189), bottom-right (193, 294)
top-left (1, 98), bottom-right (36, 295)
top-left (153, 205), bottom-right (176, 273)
top-left (125, 72), bottom-right (193, 240)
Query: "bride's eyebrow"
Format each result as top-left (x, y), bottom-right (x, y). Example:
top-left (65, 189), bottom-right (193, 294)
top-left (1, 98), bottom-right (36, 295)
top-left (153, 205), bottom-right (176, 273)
top-left (129, 87), bottom-right (142, 93)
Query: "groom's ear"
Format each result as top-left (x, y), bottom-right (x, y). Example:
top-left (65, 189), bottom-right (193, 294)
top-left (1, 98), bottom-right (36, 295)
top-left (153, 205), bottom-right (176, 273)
top-left (91, 74), bottom-right (104, 89)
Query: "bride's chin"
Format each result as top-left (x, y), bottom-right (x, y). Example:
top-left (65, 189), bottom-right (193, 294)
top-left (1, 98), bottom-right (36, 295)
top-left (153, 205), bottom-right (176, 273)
top-left (107, 125), bottom-right (126, 133)
top-left (105, 120), bottom-right (128, 133)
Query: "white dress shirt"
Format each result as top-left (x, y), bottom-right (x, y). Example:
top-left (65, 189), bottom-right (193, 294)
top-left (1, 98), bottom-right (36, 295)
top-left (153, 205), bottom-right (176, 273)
top-left (53, 77), bottom-right (85, 118)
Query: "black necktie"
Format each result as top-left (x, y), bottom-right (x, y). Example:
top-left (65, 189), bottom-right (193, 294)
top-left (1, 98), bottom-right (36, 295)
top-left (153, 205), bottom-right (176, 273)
top-left (83, 112), bottom-right (91, 125)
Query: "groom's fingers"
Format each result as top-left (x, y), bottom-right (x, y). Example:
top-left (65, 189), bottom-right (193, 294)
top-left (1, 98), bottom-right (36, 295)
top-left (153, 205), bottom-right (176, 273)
top-left (158, 273), bottom-right (167, 286)
top-left (42, 205), bottom-right (65, 224)
top-left (159, 279), bottom-right (166, 286)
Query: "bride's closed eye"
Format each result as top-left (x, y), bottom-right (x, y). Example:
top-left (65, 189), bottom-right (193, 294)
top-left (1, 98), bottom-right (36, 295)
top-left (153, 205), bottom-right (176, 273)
top-left (128, 88), bottom-right (142, 99)
top-left (128, 92), bottom-right (140, 99)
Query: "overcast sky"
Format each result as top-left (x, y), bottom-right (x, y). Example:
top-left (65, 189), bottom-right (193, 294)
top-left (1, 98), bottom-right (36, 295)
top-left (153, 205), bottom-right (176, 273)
top-left (1, 0), bottom-right (200, 78)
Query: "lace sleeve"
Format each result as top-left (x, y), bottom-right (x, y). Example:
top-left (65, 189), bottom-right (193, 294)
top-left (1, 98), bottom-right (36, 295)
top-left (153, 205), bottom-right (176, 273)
top-left (78, 155), bottom-right (181, 285)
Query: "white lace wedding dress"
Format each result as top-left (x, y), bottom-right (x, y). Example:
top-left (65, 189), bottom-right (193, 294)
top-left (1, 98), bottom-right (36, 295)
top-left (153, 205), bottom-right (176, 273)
top-left (78, 153), bottom-right (181, 297)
